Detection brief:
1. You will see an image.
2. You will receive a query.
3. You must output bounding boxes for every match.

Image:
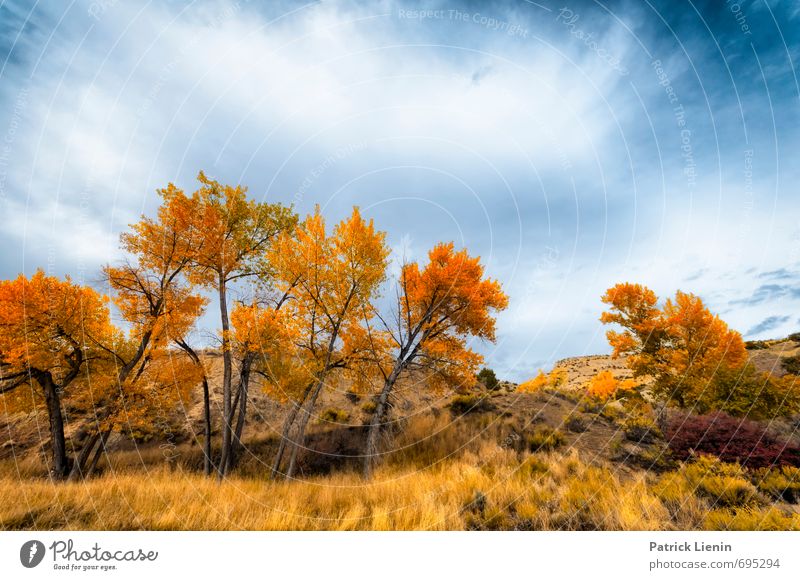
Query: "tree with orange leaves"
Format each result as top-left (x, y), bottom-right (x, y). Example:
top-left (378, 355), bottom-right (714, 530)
top-left (362, 242), bottom-right (508, 478)
top-left (0, 271), bottom-right (114, 479)
top-left (93, 183), bottom-right (210, 478)
top-left (598, 283), bottom-right (794, 417)
top-left (176, 172), bottom-right (297, 478)
top-left (267, 206), bottom-right (389, 479)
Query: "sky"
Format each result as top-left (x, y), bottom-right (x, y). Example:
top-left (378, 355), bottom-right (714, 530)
top-left (0, 0), bottom-right (799, 381)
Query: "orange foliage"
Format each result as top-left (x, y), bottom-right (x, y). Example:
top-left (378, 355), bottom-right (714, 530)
top-left (601, 283), bottom-right (750, 409)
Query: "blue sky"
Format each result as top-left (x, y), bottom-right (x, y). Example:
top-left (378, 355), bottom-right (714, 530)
top-left (1, 0), bottom-right (799, 381)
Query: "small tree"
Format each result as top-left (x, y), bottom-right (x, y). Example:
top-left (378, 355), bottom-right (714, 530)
top-left (0, 271), bottom-right (114, 479)
top-left (477, 368), bottom-right (499, 390)
top-left (267, 207), bottom-right (389, 479)
top-left (362, 242), bottom-right (508, 478)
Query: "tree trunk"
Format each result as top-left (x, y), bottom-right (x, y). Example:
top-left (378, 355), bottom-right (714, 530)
top-left (68, 431), bottom-right (101, 481)
top-left (229, 353), bottom-right (253, 470)
top-left (40, 372), bottom-right (69, 480)
top-left (202, 374), bottom-right (213, 476)
top-left (285, 378), bottom-right (325, 479)
top-left (176, 340), bottom-right (214, 476)
top-left (363, 365), bottom-right (403, 479)
top-left (218, 277), bottom-right (233, 479)
top-left (270, 385), bottom-right (312, 479)
top-left (86, 430), bottom-right (111, 477)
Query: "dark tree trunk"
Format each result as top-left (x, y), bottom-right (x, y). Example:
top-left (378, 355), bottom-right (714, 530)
top-left (270, 389), bottom-right (307, 479)
top-left (68, 431), bottom-right (101, 481)
top-left (86, 430), bottom-right (111, 477)
top-left (285, 378), bottom-right (325, 479)
top-left (218, 277), bottom-right (233, 479)
top-left (175, 340), bottom-right (214, 476)
top-left (363, 365), bottom-right (403, 479)
top-left (40, 372), bottom-right (69, 480)
top-left (229, 353), bottom-right (253, 471)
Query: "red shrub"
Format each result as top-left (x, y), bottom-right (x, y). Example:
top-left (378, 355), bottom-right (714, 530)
top-left (666, 411), bottom-right (800, 469)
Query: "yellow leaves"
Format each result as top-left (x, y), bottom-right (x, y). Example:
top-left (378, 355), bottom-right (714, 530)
top-left (586, 370), bottom-right (635, 401)
top-left (517, 367), bottom-right (568, 393)
top-left (267, 206), bottom-right (390, 371)
top-left (517, 370), bottom-right (549, 393)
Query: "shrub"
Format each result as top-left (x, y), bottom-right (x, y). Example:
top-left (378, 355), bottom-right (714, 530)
top-left (477, 368), bottom-right (499, 391)
top-left (517, 370), bottom-right (549, 393)
top-left (586, 370), bottom-right (636, 401)
top-left (449, 394), bottom-right (494, 415)
top-left (744, 340), bottom-right (769, 350)
top-left (525, 427), bottom-right (565, 452)
top-left (666, 411), bottom-right (800, 469)
top-left (788, 332), bottom-right (800, 343)
top-left (622, 415), bottom-right (661, 444)
top-left (565, 415), bottom-right (588, 433)
top-left (679, 456), bottom-right (759, 508)
top-left (361, 400), bottom-right (377, 414)
top-left (704, 507), bottom-right (800, 530)
top-left (782, 355), bottom-right (800, 375)
top-left (319, 407), bottom-right (350, 424)
top-left (704, 363), bottom-right (800, 419)
top-left (344, 390), bottom-right (361, 404)
top-left (753, 465), bottom-right (800, 503)
top-left (549, 367), bottom-right (568, 388)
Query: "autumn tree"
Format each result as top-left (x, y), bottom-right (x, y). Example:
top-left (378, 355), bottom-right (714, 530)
top-left (267, 206), bottom-right (389, 479)
top-left (600, 283), bottom-right (798, 418)
top-left (362, 242), bottom-right (508, 478)
top-left (228, 300), bottom-right (310, 469)
top-left (177, 172), bottom-right (297, 478)
top-left (82, 184), bottom-right (209, 478)
top-left (0, 271), bottom-right (114, 478)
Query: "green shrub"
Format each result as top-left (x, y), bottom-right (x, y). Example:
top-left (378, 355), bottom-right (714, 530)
top-left (477, 368), bottom-right (499, 391)
top-left (319, 407), bottom-right (350, 424)
top-left (782, 355), bottom-right (800, 375)
top-left (564, 415), bottom-right (588, 433)
top-left (449, 394), bottom-right (494, 415)
top-left (361, 400), bottom-right (377, 414)
top-left (525, 427), bottom-right (565, 452)
top-left (621, 415), bottom-right (661, 444)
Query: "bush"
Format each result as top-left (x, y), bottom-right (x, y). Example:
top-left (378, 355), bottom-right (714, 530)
top-left (704, 507), bottom-right (800, 530)
top-left (753, 466), bottom-right (800, 503)
top-left (361, 400), bottom-right (377, 414)
top-left (525, 427), bottom-right (565, 452)
top-left (622, 415), bottom-right (661, 444)
top-left (319, 407), bottom-right (350, 424)
top-left (680, 456), bottom-right (759, 508)
top-left (344, 390), bottom-right (361, 404)
top-left (704, 363), bottom-right (800, 419)
top-left (666, 411), bottom-right (800, 469)
top-left (565, 415), bottom-right (588, 433)
top-left (788, 332), bottom-right (800, 343)
top-left (782, 355), bottom-right (800, 375)
top-left (477, 368), bottom-right (499, 391)
top-left (744, 340), bottom-right (769, 350)
top-left (449, 394), bottom-right (494, 415)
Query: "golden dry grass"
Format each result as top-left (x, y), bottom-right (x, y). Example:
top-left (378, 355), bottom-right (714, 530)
top-left (2, 406), bottom-right (799, 531)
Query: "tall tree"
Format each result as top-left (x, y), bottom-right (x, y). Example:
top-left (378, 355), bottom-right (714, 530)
top-left (267, 207), bottom-right (389, 479)
top-left (0, 271), bottom-right (114, 479)
top-left (362, 242), bottom-right (508, 478)
top-left (169, 172), bottom-right (296, 477)
top-left (77, 184), bottom-right (208, 479)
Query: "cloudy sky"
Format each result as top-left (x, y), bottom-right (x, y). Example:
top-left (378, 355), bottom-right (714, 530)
top-left (1, 0), bottom-right (799, 380)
